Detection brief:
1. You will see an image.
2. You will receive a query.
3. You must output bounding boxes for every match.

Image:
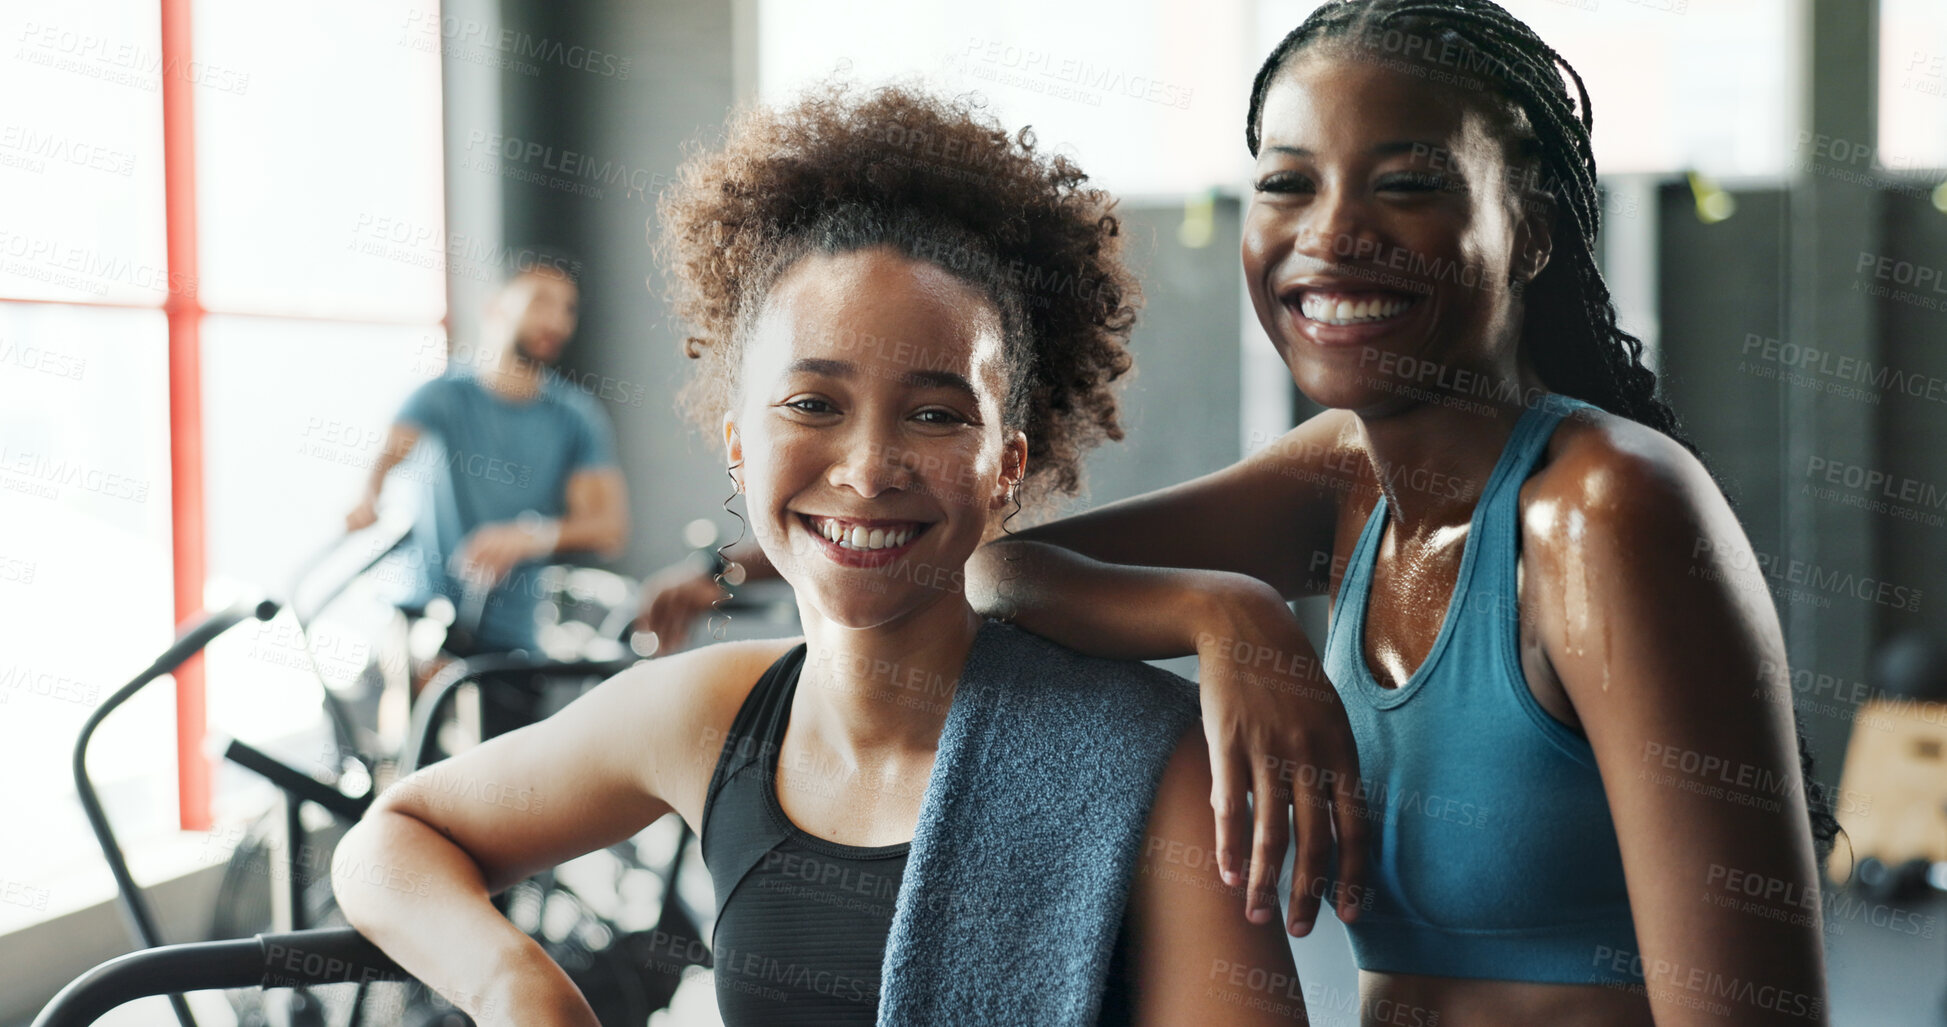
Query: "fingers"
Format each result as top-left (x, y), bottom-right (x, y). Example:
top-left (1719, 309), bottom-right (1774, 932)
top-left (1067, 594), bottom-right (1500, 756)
top-left (1285, 759), bottom-right (1332, 937)
top-left (1206, 725), bottom-right (1252, 893)
top-left (1245, 757), bottom-right (1292, 927)
top-left (1329, 755), bottom-right (1370, 923)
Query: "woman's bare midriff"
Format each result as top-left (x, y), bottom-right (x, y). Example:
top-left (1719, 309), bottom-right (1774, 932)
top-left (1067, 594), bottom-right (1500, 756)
top-left (1360, 970), bottom-right (1656, 1027)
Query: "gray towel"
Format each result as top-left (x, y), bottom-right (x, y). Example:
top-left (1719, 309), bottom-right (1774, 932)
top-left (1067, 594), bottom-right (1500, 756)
top-left (877, 619), bottom-right (1200, 1026)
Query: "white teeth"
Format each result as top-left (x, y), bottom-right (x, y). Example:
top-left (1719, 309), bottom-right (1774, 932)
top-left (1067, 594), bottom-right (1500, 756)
top-left (1299, 292), bottom-right (1415, 326)
top-left (810, 517), bottom-right (919, 551)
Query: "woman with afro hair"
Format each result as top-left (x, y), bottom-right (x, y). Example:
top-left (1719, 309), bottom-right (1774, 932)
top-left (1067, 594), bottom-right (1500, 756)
top-left (331, 82), bottom-right (1312, 1026)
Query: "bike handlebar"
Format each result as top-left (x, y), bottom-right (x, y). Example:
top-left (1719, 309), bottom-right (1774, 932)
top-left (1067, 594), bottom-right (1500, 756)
top-left (402, 655), bottom-right (639, 774)
top-left (71, 598), bottom-right (280, 953)
top-left (220, 739), bottom-right (373, 824)
top-left (31, 927), bottom-right (406, 1027)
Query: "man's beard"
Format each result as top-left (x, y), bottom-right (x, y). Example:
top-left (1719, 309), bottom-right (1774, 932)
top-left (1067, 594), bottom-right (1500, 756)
top-left (511, 336), bottom-right (558, 368)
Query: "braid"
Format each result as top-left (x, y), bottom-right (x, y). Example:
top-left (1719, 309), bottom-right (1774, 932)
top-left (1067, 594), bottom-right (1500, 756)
top-left (1249, 0), bottom-right (1841, 871)
top-left (1247, 0), bottom-right (1686, 452)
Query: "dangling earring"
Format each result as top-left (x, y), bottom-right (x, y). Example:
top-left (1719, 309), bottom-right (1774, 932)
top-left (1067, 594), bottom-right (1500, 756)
top-left (709, 462), bottom-right (748, 641)
top-left (999, 479), bottom-right (1023, 536)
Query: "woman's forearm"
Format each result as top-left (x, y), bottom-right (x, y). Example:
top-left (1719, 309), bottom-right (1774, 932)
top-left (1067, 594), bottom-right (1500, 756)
top-left (966, 538), bottom-right (1281, 661)
top-left (330, 808), bottom-right (597, 1026)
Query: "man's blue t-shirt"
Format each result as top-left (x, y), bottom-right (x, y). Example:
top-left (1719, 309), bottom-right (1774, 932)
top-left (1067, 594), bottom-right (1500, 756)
top-left (391, 369), bottom-right (619, 652)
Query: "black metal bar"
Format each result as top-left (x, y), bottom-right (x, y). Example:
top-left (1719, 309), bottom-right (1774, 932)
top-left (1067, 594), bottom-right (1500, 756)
top-left (221, 739), bottom-right (373, 824)
top-left (254, 928), bottom-right (408, 987)
top-left (282, 796), bottom-right (305, 933)
top-left (402, 656), bottom-right (635, 774)
top-left (31, 938), bottom-right (260, 1027)
top-left (32, 929), bottom-right (408, 1027)
top-left (69, 597), bottom-right (278, 1027)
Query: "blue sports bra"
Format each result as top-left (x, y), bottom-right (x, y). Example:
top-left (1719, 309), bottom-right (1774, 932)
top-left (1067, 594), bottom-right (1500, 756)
top-left (1322, 394), bottom-right (1644, 984)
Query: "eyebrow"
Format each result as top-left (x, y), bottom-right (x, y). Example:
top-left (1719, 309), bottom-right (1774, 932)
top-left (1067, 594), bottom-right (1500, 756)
top-left (785, 357), bottom-right (979, 397)
top-left (1262, 141), bottom-right (1439, 158)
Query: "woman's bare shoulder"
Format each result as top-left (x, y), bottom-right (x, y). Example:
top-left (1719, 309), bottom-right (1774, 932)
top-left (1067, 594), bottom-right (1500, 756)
top-left (1526, 404), bottom-right (1723, 540)
top-left (603, 635), bottom-right (804, 821)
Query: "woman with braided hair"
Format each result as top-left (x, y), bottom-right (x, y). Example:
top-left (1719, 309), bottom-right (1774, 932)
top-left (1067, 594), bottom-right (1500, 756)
top-left (967, 1), bottom-right (1836, 1021)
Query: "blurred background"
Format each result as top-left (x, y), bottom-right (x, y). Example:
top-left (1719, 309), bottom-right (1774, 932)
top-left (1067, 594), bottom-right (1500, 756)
top-left (2, 0), bottom-right (1944, 1023)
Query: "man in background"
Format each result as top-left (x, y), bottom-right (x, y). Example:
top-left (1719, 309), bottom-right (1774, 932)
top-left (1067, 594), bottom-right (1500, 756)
top-left (348, 254), bottom-right (629, 675)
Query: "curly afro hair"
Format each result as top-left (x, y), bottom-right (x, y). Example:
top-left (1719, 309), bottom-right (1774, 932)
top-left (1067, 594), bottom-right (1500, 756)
top-left (656, 80), bottom-right (1142, 505)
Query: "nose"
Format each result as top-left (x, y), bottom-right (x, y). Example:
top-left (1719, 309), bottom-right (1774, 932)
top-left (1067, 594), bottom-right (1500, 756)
top-left (1293, 181), bottom-right (1380, 266)
top-left (826, 420), bottom-right (917, 499)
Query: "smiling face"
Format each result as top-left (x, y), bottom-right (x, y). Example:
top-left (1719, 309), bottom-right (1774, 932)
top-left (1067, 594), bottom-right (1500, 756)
top-left (1243, 48), bottom-right (1550, 414)
top-left (726, 247), bottom-right (1027, 630)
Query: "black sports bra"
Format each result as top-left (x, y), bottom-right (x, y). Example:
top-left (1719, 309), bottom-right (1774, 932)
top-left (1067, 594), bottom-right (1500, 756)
top-left (698, 644), bottom-right (1137, 1025)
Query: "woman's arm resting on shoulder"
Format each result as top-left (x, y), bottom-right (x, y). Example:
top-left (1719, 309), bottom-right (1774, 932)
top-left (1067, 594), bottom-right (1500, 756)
top-left (330, 640), bottom-right (781, 1025)
top-left (964, 412), bottom-right (1364, 934)
top-left (966, 544), bottom-right (1367, 936)
top-left (1540, 433), bottom-right (1829, 1026)
top-left (1125, 728), bottom-right (1312, 1025)
top-left (971, 411), bottom-right (1349, 603)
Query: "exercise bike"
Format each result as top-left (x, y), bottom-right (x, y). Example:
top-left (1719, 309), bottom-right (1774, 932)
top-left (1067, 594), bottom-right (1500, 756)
top-left (52, 523), bottom-right (742, 1026)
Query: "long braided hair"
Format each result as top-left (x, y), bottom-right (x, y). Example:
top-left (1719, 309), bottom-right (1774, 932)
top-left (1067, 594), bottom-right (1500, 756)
top-left (1248, 0), bottom-right (1842, 868)
top-left (1250, 0), bottom-right (1687, 450)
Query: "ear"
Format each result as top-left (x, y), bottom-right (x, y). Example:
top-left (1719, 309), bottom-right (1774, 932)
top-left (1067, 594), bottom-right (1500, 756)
top-left (1513, 198), bottom-right (1555, 284)
top-left (722, 411), bottom-right (744, 492)
top-left (991, 429), bottom-right (1029, 511)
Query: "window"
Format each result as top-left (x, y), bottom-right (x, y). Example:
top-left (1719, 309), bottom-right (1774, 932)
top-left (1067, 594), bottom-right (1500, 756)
top-left (1879, 0), bottom-right (1947, 172)
top-left (757, 0), bottom-right (1256, 197)
top-left (1257, 0), bottom-right (1801, 177)
top-left (0, 0), bottom-right (444, 932)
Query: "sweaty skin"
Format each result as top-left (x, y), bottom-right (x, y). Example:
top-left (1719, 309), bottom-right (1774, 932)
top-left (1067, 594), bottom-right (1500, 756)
top-left (972, 46), bottom-right (1827, 1027)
